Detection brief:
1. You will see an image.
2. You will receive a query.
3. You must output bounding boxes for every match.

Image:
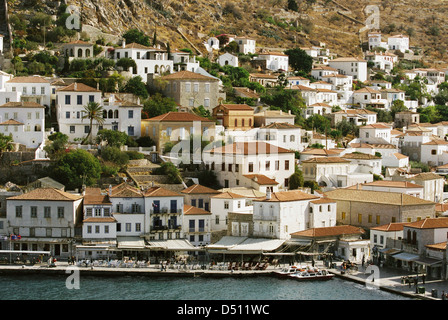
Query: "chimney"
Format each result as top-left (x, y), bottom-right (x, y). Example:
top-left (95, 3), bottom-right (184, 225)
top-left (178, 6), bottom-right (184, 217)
top-left (108, 184), bottom-right (112, 196)
top-left (74, 82), bottom-right (77, 91)
top-left (266, 188), bottom-right (271, 200)
top-left (122, 39), bottom-right (126, 48)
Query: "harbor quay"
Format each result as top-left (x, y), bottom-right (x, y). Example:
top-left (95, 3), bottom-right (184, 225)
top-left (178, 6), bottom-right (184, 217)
top-left (0, 259), bottom-right (447, 300)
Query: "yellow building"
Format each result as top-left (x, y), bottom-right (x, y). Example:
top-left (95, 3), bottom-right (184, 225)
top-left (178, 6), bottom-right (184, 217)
top-left (141, 111), bottom-right (216, 153)
top-left (212, 104), bottom-right (254, 131)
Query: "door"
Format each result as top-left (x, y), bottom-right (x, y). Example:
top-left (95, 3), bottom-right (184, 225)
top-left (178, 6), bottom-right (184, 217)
top-left (54, 244), bottom-right (61, 256)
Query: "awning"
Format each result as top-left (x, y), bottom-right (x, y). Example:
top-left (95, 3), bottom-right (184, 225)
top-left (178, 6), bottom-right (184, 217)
top-left (392, 252), bottom-right (419, 262)
top-left (414, 257), bottom-right (443, 267)
top-left (286, 239), bottom-right (313, 246)
top-left (379, 248), bottom-right (402, 255)
top-left (0, 250), bottom-right (50, 255)
top-left (75, 245), bottom-right (117, 251)
top-left (146, 239), bottom-right (198, 251)
top-left (117, 237), bottom-right (146, 250)
top-left (206, 236), bottom-right (285, 254)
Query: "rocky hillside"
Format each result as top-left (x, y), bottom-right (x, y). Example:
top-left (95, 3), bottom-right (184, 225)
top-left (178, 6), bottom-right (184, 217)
top-left (7, 0), bottom-right (448, 66)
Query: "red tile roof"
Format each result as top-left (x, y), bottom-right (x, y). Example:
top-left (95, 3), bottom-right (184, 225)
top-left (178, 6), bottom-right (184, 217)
top-left (291, 225), bottom-right (365, 238)
top-left (243, 174), bottom-right (278, 185)
top-left (405, 217), bottom-right (448, 229)
top-left (146, 111), bottom-right (214, 122)
top-left (256, 190), bottom-right (319, 202)
top-left (160, 70), bottom-right (216, 81)
top-left (206, 142), bottom-right (294, 155)
top-left (184, 205), bottom-right (211, 215)
top-left (181, 184), bottom-right (220, 194)
top-left (57, 82), bottom-right (101, 92)
top-left (9, 188), bottom-right (82, 201)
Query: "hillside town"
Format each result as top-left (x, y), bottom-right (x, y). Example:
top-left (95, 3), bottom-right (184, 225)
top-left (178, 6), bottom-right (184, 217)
top-left (2, 4), bottom-right (448, 286)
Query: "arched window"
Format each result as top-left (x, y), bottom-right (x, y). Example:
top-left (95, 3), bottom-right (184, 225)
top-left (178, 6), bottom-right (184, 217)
top-left (78, 48), bottom-right (83, 58)
top-left (154, 65), bottom-right (159, 74)
top-left (290, 135), bottom-right (295, 142)
top-left (234, 119), bottom-right (238, 127)
top-left (412, 231), bottom-right (417, 245)
top-left (70, 49), bottom-right (74, 57)
top-left (407, 230), bottom-right (411, 243)
top-left (34, 125), bottom-right (41, 132)
top-left (114, 110), bottom-right (119, 118)
top-left (103, 110), bottom-right (107, 118)
top-left (249, 119), bottom-right (252, 127)
top-left (85, 49), bottom-right (91, 57)
top-left (242, 119), bottom-right (245, 127)
top-left (108, 110), bottom-right (113, 119)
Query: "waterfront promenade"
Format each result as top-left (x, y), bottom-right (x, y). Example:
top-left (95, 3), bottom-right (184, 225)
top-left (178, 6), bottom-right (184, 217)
top-left (0, 260), bottom-right (447, 300)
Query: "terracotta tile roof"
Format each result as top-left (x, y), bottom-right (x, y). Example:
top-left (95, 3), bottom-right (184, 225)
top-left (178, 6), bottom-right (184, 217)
top-left (110, 183), bottom-right (143, 198)
top-left (258, 51), bottom-right (287, 56)
top-left (206, 142), bottom-right (294, 155)
top-left (181, 184), bottom-right (220, 194)
top-left (324, 189), bottom-right (435, 206)
top-left (65, 40), bottom-right (92, 45)
top-left (256, 190), bottom-right (319, 202)
top-left (216, 104), bottom-right (253, 111)
top-left (363, 181), bottom-right (423, 189)
top-left (301, 148), bottom-right (340, 155)
top-left (285, 85), bottom-right (317, 91)
top-left (184, 204), bottom-right (211, 215)
top-left (370, 144), bottom-right (396, 149)
top-left (312, 66), bottom-right (338, 71)
top-left (84, 187), bottom-right (112, 205)
top-left (7, 76), bottom-right (50, 84)
top-left (331, 57), bottom-right (367, 62)
top-left (233, 87), bottom-right (260, 99)
top-left (160, 70), bottom-right (216, 81)
top-left (361, 123), bottom-right (391, 129)
top-left (310, 197), bottom-right (336, 204)
top-left (309, 103), bottom-right (332, 107)
top-left (291, 225), bottom-right (365, 238)
top-left (254, 110), bottom-right (295, 118)
top-left (422, 139), bottom-right (448, 145)
top-left (405, 217), bottom-right (448, 229)
top-left (57, 82), bottom-right (101, 92)
top-left (411, 172), bottom-right (444, 181)
top-left (146, 111), bottom-right (214, 122)
top-left (249, 73), bottom-right (278, 79)
top-left (370, 222), bottom-right (409, 232)
top-left (435, 203), bottom-right (448, 212)
top-left (425, 242), bottom-right (447, 250)
top-left (243, 174), bottom-right (278, 185)
top-left (212, 191), bottom-right (246, 199)
top-left (302, 156), bottom-right (350, 164)
top-left (144, 186), bottom-right (182, 197)
top-left (342, 152), bottom-right (381, 160)
top-left (261, 122), bottom-right (300, 129)
top-left (354, 87), bottom-right (381, 94)
top-left (83, 217), bottom-right (117, 223)
top-left (0, 119), bottom-right (24, 125)
top-left (8, 188), bottom-right (82, 201)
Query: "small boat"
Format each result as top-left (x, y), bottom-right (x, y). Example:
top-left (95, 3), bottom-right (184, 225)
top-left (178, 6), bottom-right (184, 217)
top-left (274, 265), bottom-right (306, 278)
top-left (288, 269), bottom-right (335, 281)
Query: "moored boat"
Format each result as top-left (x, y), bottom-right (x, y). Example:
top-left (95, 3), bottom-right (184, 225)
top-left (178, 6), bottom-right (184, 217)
top-left (288, 269), bottom-right (335, 281)
top-left (274, 265), bottom-right (306, 278)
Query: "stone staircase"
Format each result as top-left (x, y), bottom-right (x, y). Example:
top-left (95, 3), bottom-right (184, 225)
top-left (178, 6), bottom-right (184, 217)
top-left (0, 0), bottom-right (12, 56)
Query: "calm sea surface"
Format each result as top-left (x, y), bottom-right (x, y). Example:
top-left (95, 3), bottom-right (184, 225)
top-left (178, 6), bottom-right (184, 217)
top-left (0, 274), bottom-right (412, 300)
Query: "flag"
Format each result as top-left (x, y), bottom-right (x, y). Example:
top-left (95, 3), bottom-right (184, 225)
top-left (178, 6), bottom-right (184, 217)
top-left (10, 234), bottom-right (21, 240)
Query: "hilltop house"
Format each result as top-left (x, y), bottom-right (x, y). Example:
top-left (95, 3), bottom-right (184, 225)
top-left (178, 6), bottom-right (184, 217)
top-left (62, 40), bottom-right (94, 61)
top-left (5, 76), bottom-right (51, 111)
top-left (253, 52), bottom-right (289, 72)
top-left (170, 49), bottom-right (200, 72)
top-left (113, 41), bottom-right (173, 80)
top-left (217, 53), bottom-right (239, 68)
top-left (328, 57), bottom-right (368, 82)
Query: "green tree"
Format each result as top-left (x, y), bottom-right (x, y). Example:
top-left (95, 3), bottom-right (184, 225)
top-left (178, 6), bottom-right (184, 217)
top-left (284, 48), bottom-right (313, 73)
top-left (100, 146), bottom-right (129, 167)
top-left (116, 58), bottom-right (137, 72)
top-left (390, 100), bottom-right (408, 119)
top-left (0, 133), bottom-right (13, 156)
top-left (43, 132), bottom-right (69, 160)
top-left (287, 0), bottom-right (298, 11)
top-left (260, 87), bottom-right (306, 122)
top-left (82, 102), bottom-right (105, 145)
top-left (153, 162), bottom-right (182, 184)
top-left (304, 114), bottom-right (331, 134)
top-left (123, 29), bottom-right (150, 47)
top-left (289, 165), bottom-right (304, 190)
top-left (96, 129), bottom-right (129, 148)
top-left (124, 76), bottom-right (149, 99)
top-left (197, 170), bottom-right (221, 189)
top-left (51, 149), bottom-right (102, 190)
top-left (142, 93), bottom-right (177, 119)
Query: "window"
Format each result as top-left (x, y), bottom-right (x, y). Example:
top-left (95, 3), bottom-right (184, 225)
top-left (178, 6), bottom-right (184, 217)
top-left (215, 215), bottom-right (220, 224)
top-left (89, 95), bottom-right (95, 102)
top-left (104, 208), bottom-right (110, 216)
top-left (128, 110), bottom-right (134, 119)
top-left (198, 199), bottom-right (204, 208)
top-left (235, 164), bottom-right (239, 172)
top-left (191, 199), bottom-right (197, 207)
top-left (57, 207), bottom-right (64, 218)
top-left (30, 206), bottom-right (37, 218)
top-left (368, 214), bottom-right (372, 223)
top-left (65, 95), bottom-right (71, 104)
top-left (77, 95), bottom-right (83, 105)
top-left (86, 208), bottom-right (92, 217)
top-left (265, 161), bottom-right (270, 171)
top-left (95, 225), bottom-right (100, 234)
top-left (205, 83), bottom-right (210, 93)
top-left (376, 215), bottom-right (380, 225)
top-left (15, 206), bottom-right (22, 218)
top-left (87, 226), bottom-right (92, 234)
top-left (66, 111), bottom-right (70, 119)
top-left (189, 220), bottom-right (195, 232)
top-left (431, 150), bottom-right (437, 155)
top-left (204, 98), bottom-right (210, 108)
top-left (275, 161), bottom-right (279, 170)
top-left (104, 226), bottom-right (109, 234)
top-left (116, 223), bottom-right (121, 232)
top-left (193, 83), bottom-right (199, 92)
top-left (248, 162), bottom-right (254, 172)
top-left (358, 214), bottom-right (362, 223)
top-left (126, 223), bottom-right (131, 232)
top-left (84, 126), bottom-right (90, 134)
top-left (185, 82), bottom-right (191, 92)
top-left (128, 126), bottom-right (135, 136)
top-left (135, 223), bottom-right (141, 232)
top-left (44, 207), bottom-right (51, 218)
top-left (224, 201), bottom-right (229, 209)
top-left (342, 212), bottom-right (346, 220)
top-left (189, 98), bottom-right (194, 107)
top-left (285, 160), bottom-right (290, 170)
top-left (70, 126), bottom-right (75, 133)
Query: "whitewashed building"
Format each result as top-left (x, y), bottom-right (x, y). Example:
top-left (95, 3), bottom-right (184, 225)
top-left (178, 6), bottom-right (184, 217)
top-left (0, 101), bottom-right (45, 148)
top-left (328, 57), bottom-right (368, 82)
top-left (6, 188), bottom-right (83, 259)
top-left (254, 52), bottom-right (289, 72)
top-left (210, 191), bottom-right (251, 233)
top-left (5, 76), bottom-right (51, 110)
top-left (387, 34), bottom-right (409, 53)
top-left (183, 205), bottom-right (211, 246)
top-left (235, 37), bottom-right (256, 54)
top-left (217, 52), bottom-right (239, 68)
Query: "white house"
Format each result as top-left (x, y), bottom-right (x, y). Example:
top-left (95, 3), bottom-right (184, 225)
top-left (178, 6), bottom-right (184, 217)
top-left (256, 122), bottom-right (307, 152)
top-left (62, 40), bottom-right (94, 61)
top-left (304, 102), bottom-right (333, 119)
top-left (0, 101), bottom-right (45, 148)
top-left (287, 76), bottom-right (310, 87)
top-left (170, 49), bottom-right (200, 72)
top-left (252, 190), bottom-right (336, 239)
top-left (328, 57), bottom-right (368, 82)
top-left (0, 35), bottom-right (3, 55)
top-left (330, 109), bottom-right (377, 127)
top-left (367, 31), bottom-right (388, 51)
top-left (380, 88), bottom-right (406, 109)
top-left (254, 52), bottom-right (289, 72)
top-left (56, 82), bottom-right (102, 141)
top-left (420, 139), bottom-right (448, 167)
top-left (217, 52), bottom-right (239, 68)
top-left (235, 37), bottom-right (256, 54)
top-left (5, 76), bottom-right (51, 110)
top-left (352, 87), bottom-right (387, 109)
top-left (210, 191), bottom-right (252, 233)
top-left (387, 34), bottom-right (409, 53)
top-left (101, 94), bottom-right (142, 138)
top-left (311, 66), bottom-right (338, 80)
top-left (204, 37), bottom-right (220, 52)
top-left (183, 205), bottom-right (211, 246)
top-left (359, 123), bottom-right (392, 144)
top-left (0, 71), bottom-right (13, 91)
top-left (204, 141), bottom-right (296, 192)
top-left (361, 181), bottom-right (424, 199)
top-left (342, 152), bottom-right (382, 175)
top-left (114, 41), bottom-right (173, 80)
top-left (6, 188), bottom-right (83, 259)
top-left (365, 51), bottom-right (398, 72)
top-left (370, 222), bottom-right (407, 250)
